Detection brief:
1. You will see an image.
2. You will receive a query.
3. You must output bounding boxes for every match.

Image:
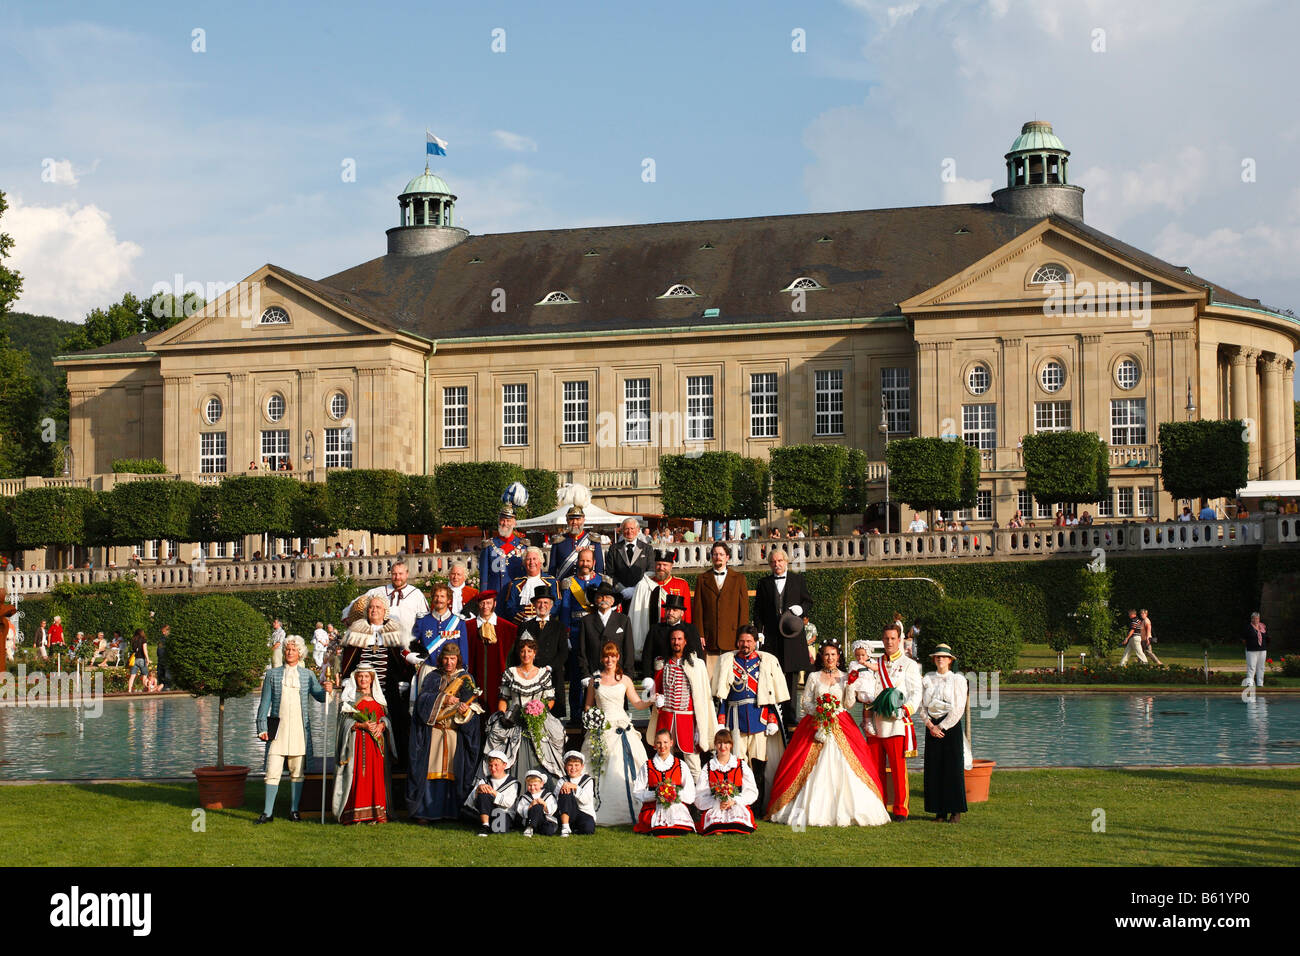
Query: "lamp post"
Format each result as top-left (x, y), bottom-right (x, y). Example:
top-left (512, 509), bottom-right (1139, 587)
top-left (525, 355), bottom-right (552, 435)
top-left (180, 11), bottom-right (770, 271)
top-left (879, 404), bottom-right (890, 535)
top-left (1185, 379), bottom-right (1197, 420)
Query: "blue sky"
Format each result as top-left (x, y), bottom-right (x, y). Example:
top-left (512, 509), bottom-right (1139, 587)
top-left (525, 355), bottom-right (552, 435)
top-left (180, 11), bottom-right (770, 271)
top-left (3, 0), bottom-right (1299, 394)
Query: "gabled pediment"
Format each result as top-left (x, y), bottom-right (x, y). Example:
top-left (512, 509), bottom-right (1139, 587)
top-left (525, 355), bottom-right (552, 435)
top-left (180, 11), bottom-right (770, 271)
top-left (900, 219), bottom-right (1206, 316)
top-left (147, 264), bottom-right (409, 350)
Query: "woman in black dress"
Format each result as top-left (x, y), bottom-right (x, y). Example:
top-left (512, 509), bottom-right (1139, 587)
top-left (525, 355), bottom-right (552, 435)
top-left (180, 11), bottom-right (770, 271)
top-left (919, 644), bottom-right (968, 823)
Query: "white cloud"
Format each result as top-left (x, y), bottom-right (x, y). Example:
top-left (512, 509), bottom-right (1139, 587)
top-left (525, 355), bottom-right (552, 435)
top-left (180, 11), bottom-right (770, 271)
top-left (942, 177), bottom-right (994, 204)
top-left (491, 130), bottom-right (539, 153)
top-left (5, 195), bottom-right (142, 319)
top-left (1153, 221), bottom-right (1300, 285)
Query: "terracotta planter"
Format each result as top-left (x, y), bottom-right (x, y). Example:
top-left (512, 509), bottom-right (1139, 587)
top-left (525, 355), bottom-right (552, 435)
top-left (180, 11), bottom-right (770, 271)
top-left (194, 765), bottom-right (250, 809)
top-left (964, 759), bottom-right (996, 803)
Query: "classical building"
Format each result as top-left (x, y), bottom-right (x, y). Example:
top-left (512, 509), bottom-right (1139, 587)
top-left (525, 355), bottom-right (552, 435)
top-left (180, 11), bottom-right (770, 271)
top-left (55, 121), bottom-right (1298, 538)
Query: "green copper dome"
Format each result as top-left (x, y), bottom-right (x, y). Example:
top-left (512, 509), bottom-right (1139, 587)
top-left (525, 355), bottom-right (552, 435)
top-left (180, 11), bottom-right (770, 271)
top-left (402, 168), bottom-right (453, 195)
top-left (1008, 121), bottom-right (1066, 154)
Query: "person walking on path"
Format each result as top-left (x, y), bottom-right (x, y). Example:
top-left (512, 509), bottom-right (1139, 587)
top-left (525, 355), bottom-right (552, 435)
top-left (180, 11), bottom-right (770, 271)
top-left (1244, 613), bottom-right (1268, 687)
top-left (1139, 610), bottom-right (1162, 666)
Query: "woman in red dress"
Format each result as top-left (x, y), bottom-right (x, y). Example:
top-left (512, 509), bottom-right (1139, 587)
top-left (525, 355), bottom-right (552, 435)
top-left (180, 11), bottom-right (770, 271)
top-left (332, 664), bottom-right (394, 824)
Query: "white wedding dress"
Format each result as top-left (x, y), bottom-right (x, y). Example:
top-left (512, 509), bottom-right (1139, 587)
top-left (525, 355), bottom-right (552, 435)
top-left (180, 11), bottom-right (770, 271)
top-left (768, 671), bottom-right (891, 828)
top-left (582, 680), bottom-right (649, 827)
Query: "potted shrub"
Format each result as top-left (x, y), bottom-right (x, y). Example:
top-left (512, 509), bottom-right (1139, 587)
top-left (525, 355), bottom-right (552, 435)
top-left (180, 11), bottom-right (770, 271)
top-left (168, 595), bottom-right (271, 808)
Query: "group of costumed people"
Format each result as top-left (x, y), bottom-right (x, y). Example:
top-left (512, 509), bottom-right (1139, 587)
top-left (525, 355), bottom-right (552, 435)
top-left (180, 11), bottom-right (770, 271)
top-left (253, 484), bottom-right (973, 832)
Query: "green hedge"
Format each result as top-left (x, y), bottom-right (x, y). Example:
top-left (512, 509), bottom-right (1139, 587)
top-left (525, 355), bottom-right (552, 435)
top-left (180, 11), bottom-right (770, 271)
top-left (399, 474), bottom-right (438, 532)
top-left (919, 598), bottom-right (1022, 674)
top-left (293, 482), bottom-right (338, 540)
top-left (732, 456), bottom-right (771, 521)
top-left (48, 580), bottom-right (149, 642)
top-left (327, 469), bottom-right (405, 534)
top-left (111, 458), bottom-right (168, 474)
top-left (661, 452), bottom-right (768, 520)
top-left (215, 475), bottom-right (299, 538)
top-left (435, 461), bottom-right (525, 529)
top-left (1023, 431), bottom-right (1109, 505)
top-left (1158, 420), bottom-right (1249, 501)
top-left (1007, 663), bottom-right (1241, 685)
top-left (522, 469), bottom-right (558, 520)
top-left (103, 479), bottom-right (202, 544)
top-left (0, 496), bottom-right (15, 551)
top-left (771, 444), bottom-right (851, 514)
top-left (11, 487), bottom-right (96, 547)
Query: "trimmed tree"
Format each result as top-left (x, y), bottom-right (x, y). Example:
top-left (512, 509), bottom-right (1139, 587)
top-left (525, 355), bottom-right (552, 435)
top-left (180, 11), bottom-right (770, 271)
top-left (660, 452), bottom-right (738, 519)
top-left (918, 597), bottom-right (1022, 674)
top-left (522, 468), bottom-right (559, 520)
top-left (1157, 420), bottom-right (1250, 502)
top-left (11, 486), bottom-right (96, 548)
top-left (732, 456), bottom-right (771, 521)
top-left (188, 485), bottom-right (223, 544)
top-left (104, 479), bottom-right (202, 544)
top-left (214, 475), bottom-right (300, 539)
top-left (1023, 431), bottom-right (1109, 506)
top-left (399, 474), bottom-right (439, 533)
top-left (293, 482), bottom-right (338, 541)
top-left (886, 438), bottom-right (980, 514)
top-left (168, 595), bottom-right (271, 770)
top-left (111, 458), bottom-right (168, 474)
top-left (770, 444), bottom-right (849, 515)
top-left (434, 461), bottom-right (524, 529)
top-left (327, 469), bottom-right (405, 535)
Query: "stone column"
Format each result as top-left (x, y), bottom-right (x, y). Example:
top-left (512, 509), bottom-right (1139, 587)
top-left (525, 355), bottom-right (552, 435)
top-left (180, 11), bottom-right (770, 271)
top-left (1244, 349), bottom-right (1261, 478)
top-left (1285, 359), bottom-right (1297, 480)
top-left (1259, 355), bottom-right (1285, 480)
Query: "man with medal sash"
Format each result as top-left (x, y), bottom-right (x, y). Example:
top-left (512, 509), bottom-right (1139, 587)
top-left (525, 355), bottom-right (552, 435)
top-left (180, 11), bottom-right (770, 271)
top-left (850, 621), bottom-right (922, 820)
top-left (712, 624), bottom-right (788, 813)
top-left (503, 547), bottom-right (559, 627)
top-left (558, 546), bottom-right (606, 723)
top-left (411, 584), bottom-right (469, 711)
top-left (481, 501), bottom-right (528, 599)
top-left (548, 503), bottom-right (605, 581)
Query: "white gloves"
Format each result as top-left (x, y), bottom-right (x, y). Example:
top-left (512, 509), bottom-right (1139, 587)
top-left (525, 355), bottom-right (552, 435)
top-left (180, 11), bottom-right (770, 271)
top-left (765, 722), bottom-right (779, 736)
top-left (789, 605), bottom-right (803, 617)
top-left (640, 678), bottom-right (656, 698)
top-left (654, 694), bottom-right (666, 709)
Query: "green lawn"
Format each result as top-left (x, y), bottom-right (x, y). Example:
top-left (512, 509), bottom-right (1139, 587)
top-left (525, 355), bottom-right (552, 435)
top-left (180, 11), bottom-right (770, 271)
top-left (1019, 642), bottom-right (1267, 671)
top-left (4, 768), bottom-right (1295, 866)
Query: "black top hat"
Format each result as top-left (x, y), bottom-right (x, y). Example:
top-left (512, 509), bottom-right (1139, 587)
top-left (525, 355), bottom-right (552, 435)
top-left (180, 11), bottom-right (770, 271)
top-left (662, 592), bottom-right (686, 612)
top-left (588, 581), bottom-right (619, 601)
top-left (653, 548), bottom-right (678, 564)
top-left (531, 586), bottom-right (555, 603)
top-left (778, 609), bottom-right (805, 640)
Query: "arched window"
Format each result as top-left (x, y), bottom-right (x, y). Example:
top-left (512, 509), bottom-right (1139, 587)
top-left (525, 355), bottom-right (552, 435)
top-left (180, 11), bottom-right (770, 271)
top-left (538, 291), bottom-right (575, 304)
top-left (661, 284), bottom-right (697, 297)
top-left (1030, 263), bottom-right (1071, 284)
top-left (783, 277), bottom-right (823, 292)
top-left (259, 307), bottom-right (290, 325)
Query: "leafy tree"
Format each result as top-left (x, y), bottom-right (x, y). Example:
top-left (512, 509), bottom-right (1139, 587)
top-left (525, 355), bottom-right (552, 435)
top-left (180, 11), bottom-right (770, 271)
top-left (1157, 420), bottom-right (1250, 502)
top-left (0, 192), bottom-right (20, 317)
top-left (292, 482), bottom-right (337, 541)
top-left (770, 444), bottom-right (852, 515)
top-left (326, 469), bottom-right (404, 534)
top-left (398, 474), bottom-right (438, 533)
top-left (214, 475), bottom-right (299, 538)
top-left (1070, 564), bottom-right (1116, 662)
top-left (434, 462), bottom-right (524, 529)
top-left (660, 452), bottom-right (770, 520)
top-left (10, 486), bottom-right (96, 547)
top-left (1023, 431), bottom-right (1109, 505)
top-left (521, 468), bottom-right (559, 519)
top-left (59, 290), bottom-right (200, 355)
top-left (885, 438), bottom-right (979, 513)
top-left (102, 479), bottom-right (202, 544)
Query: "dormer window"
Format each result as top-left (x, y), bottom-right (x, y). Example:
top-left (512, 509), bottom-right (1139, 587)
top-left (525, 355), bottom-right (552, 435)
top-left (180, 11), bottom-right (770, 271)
top-left (259, 307), bottom-right (290, 325)
top-left (538, 291), bottom-right (575, 304)
top-left (1030, 263), bottom-right (1071, 284)
top-left (783, 277), bottom-right (822, 292)
top-left (661, 284), bottom-right (697, 298)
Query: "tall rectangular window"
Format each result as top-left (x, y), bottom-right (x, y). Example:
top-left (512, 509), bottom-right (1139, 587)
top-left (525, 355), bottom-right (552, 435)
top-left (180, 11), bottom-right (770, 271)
top-left (686, 375), bottom-right (714, 441)
top-left (199, 432), bottom-right (227, 473)
top-left (1033, 401), bottom-right (1072, 433)
top-left (976, 490), bottom-right (993, 520)
top-left (1110, 398), bottom-right (1147, 445)
top-left (325, 426), bottom-right (353, 468)
top-left (443, 386), bottom-right (468, 449)
top-left (814, 369), bottom-right (844, 436)
top-left (562, 381), bottom-right (589, 444)
top-left (962, 404), bottom-right (997, 450)
top-left (1036, 498), bottom-right (1055, 520)
top-left (882, 367), bottom-right (911, 434)
top-left (261, 430), bottom-right (290, 470)
top-left (623, 378), bottom-right (650, 443)
top-left (502, 384), bottom-right (529, 446)
top-left (1017, 490), bottom-right (1032, 517)
top-left (750, 372), bottom-right (778, 438)
top-left (1097, 488), bottom-right (1114, 518)
top-left (1117, 486), bottom-right (1134, 517)
top-left (1138, 486), bottom-right (1154, 517)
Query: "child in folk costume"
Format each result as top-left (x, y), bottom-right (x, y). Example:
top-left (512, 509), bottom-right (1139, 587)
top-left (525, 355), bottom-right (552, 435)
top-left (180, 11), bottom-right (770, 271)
top-left (633, 728), bottom-right (697, 837)
top-left (332, 664), bottom-right (395, 824)
top-left (554, 751), bottom-right (597, 836)
top-left (514, 769), bottom-right (559, 837)
top-left (694, 729), bottom-right (759, 835)
top-left (464, 750), bottom-right (521, 836)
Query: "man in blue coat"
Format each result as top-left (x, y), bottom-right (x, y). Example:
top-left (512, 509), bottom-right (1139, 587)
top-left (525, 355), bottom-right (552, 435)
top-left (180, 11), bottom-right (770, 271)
top-left (256, 635), bottom-right (332, 823)
top-left (481, 503), bottom-right (529, 599)
top-left (548, 505), bottom-right (605, 581)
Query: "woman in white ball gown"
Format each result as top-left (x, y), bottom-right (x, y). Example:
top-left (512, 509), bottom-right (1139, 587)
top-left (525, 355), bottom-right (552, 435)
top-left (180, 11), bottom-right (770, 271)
top-left (766, 639), bottom-right (891, 827)
top-left (581, 642), bottom-right (654, 826)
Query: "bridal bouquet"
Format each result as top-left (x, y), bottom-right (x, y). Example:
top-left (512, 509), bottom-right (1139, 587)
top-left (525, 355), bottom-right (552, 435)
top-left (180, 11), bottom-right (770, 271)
top-left (522, 699), bottom-right (547, 753)
top-left (656, 779), bottom-right (680, 807)
top-left (581, 706), bottom-right (609, 777)
top-left (812, 693), bottom-right (841, 743)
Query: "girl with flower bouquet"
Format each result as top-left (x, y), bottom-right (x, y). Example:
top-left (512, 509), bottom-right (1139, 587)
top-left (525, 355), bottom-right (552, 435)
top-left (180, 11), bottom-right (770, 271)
top-left (694, 729), bottom-right (759, 835)
top-left (482, 637), bottom-right (566, 781)
top-left (766, 639), bottom-right (890, 828)
top-left (632, 728), bottom-right (697, 837)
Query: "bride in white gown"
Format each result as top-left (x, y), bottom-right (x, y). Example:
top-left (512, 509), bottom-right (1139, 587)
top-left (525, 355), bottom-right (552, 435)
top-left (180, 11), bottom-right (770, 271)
top-left (767, 641), bottom-right (891, 828)
top-left (581, 642), bottom-right (654, 826)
